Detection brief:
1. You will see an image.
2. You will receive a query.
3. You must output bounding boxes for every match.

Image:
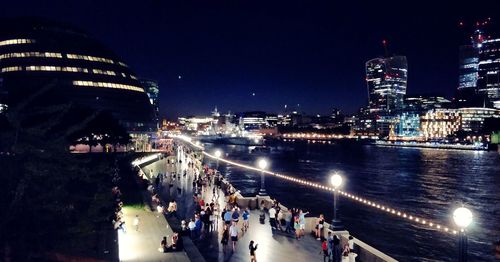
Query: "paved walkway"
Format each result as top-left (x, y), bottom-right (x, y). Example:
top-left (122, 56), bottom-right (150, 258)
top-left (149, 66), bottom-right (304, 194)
top-left (118, 206), bottom-right (190, 262)
top-left (141, 157), bottom-right (334, 262)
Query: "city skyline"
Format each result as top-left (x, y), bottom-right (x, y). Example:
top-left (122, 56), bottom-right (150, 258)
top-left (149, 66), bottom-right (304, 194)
top-left (1, 1), bottom-right (499, 119)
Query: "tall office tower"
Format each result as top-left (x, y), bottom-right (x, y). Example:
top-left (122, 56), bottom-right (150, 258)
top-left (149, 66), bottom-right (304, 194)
top-left (477, 38), bottom-right (500, 108)
top-left (140, 79), bottom-right (160, 128)
top-left (457, 28), bottom-right (485, 107)
top-left (365, 56), bottom-right (408, 113)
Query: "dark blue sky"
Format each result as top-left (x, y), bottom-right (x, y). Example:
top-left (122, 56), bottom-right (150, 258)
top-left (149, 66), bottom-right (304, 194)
top-left (2, 0), bottom-right (499, 119)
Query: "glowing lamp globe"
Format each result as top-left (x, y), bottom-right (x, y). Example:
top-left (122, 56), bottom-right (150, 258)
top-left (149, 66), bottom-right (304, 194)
top-left (453, 207), bottom-right (472, 229)
top-left (214, 150), bottom-right (222, 158)
top-left (257, 159), bottom-right (268, 170)
top-left (331, 173), bottom-right (343, 188)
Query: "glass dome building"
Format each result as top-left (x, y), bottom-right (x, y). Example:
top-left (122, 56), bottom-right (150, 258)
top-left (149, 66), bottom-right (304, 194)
top-left (0, 18), bottom-right (155, 132)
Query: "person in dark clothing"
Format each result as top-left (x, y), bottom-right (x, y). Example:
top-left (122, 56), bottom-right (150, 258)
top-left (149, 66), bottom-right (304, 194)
top-left (221, 225), bottom-right (229, 253)
top-left (333, 235), bottom-right (341, 262)
top-left (249, 240), bottom-right (258, 262)
top-left (160, 236), bottom-right (167, 252)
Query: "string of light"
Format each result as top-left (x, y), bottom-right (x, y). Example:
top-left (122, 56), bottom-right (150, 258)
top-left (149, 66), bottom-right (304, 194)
top-left (175, 135), bottom-right (460, 235)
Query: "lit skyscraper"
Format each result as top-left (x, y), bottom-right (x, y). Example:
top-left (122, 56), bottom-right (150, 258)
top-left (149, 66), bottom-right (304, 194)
top-left (140, 79), bottom-right (160, 128)
top-left (458, 29), bottom-right (484, 90)
top-left (456, 28), bottom-right (486, 107)
top-left (365, 56), bottom-right (408, 113)
top-left (458, 45), bottom-right (479, 90)
top-left (477, 38), bottom-right (500, 108)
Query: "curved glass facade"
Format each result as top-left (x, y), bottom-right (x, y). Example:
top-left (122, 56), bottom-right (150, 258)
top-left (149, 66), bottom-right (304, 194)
top-left (0, 18), bottom-right (154, 132)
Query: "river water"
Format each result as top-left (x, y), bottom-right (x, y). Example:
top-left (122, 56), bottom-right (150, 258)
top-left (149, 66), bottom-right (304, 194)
top-left (201, 141), bottom-right (499, 262)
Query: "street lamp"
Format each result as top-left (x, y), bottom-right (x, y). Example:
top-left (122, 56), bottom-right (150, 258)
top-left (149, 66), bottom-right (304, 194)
top-left (214, 150), bottom-right (222, 170)
top-left (329, 172), bottom-right (344, 231)
top-left (453, 207), bottom-right (473, 262)
top-left (257, 158), bottom-right (268, 196)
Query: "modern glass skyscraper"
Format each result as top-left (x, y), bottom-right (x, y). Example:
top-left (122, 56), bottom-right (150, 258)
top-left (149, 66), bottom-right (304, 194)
top-left (140, 79), bottom-right (160, 128)
top-left (477, 38), bottom-right (500, 108)
top-left (365, 56), bottom-right (408, 113)
top-left (458, 45), bottom-right (480, 90)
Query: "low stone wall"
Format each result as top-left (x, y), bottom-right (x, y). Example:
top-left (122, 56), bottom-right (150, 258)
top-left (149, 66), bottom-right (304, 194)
top-left (219, 188), bottom-right (398, 262)
top-left (303, 217), bottom-right (397, 262)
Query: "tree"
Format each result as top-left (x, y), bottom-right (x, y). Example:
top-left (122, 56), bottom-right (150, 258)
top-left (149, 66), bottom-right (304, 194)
top-left (0, 82), bottom-right (120, 260)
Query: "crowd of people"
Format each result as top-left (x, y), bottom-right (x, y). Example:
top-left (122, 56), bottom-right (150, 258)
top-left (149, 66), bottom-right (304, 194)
top-left (133, 143), bottom-right (356, 261)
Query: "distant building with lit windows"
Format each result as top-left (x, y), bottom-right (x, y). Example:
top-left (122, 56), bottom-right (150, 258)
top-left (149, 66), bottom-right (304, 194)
top-left (404, 95), bottom-right (451, 113)
top-left (420, 109), bottom-right (461, 140)
top-left (0, 18), bottom-right (155, 132)
top-left (238, 111), bottom-right (267, 130)
top-left (457, 107), bottom-right (500, 132)
top-left (394, 112), bottom-right (421, 138)
top-left (365, 56), bottom-right (408, 113)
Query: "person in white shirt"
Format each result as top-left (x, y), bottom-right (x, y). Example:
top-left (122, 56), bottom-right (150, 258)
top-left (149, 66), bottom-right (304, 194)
top-left (229, 221), bottom-right (239, 251)
top-left (157, 205), bottom-right (164, 218)
top-left (133, 215), bottom-right (140, 231)
top-left (188, 219), bottom-right (196, 238)
top-left (268, 207), bottom-right (277, 230)
top-left (348, 235), bottom-right (354, 252)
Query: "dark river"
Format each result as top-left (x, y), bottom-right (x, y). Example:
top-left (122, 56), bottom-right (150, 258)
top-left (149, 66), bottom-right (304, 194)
top-left (201, 141), bottom-right (500, 262)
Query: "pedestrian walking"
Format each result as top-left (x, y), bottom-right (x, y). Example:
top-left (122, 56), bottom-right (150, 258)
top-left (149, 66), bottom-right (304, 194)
top-left (269, 206), bottom-right (277, 230)
top-left (327, 231), bottom-right (334, 261)
top-left (333, 235), bottom-right (341, 262)
top-left (294, 217), bottom-right (301, 240)
top-left (242, 208), bottom-right (250, 232)
top-left (133, 215), bottom-right (140, 231)
top-left (221, 224), bottom-right (229, 253)
top-left (321, 238), bottom-right (329, 262)
top-left (229, 221), bottom-right (239, 252)
top-left (284, 210), bottom-right (292, 233)
top-left (249, 240), bottom-right (258, 262)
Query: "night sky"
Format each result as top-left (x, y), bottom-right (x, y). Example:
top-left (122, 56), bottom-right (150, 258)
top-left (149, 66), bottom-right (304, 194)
top-left (2, 1), bottom-right (499, 119)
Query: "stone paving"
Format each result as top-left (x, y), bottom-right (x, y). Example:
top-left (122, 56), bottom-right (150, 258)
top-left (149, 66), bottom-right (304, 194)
top-left (118, 206), bottom-right (190, 262)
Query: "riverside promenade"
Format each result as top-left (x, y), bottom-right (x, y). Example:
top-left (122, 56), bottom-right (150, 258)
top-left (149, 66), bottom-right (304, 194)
top-left (143, 158), bottom-right (325, 262)
top-left (129, 142), bottom-right (397, 262)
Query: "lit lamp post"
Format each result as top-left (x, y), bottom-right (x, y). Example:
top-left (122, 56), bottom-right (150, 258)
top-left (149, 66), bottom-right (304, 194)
top-left (330, 173), bottom-right (344, 231)
top-left (257, 158), bottom-right (268, 196)
top-left (214, 149), bottom-right (222, 170)
top-left (453, 207), bottom-right (473, 262)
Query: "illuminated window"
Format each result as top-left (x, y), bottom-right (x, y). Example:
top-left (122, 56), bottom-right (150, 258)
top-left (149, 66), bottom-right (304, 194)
top-left (26, 65), bottom-right (61, 71)
top-left (62, 67), bottom-right (89, 73)
top-left (1, 66), bottom-right (23, 72)
top-left (92, 69), bottom-right (116, 76)
top-left (73, 80), bottom-right (144, 93)
top-left (0, 39), bottom-right (35, 46)
top-left (118, 61), bottom-right (128, 67)
top-left (67, 54), bottom-right (114, 64)
top-left (0, 52), bottom-right (63, 60)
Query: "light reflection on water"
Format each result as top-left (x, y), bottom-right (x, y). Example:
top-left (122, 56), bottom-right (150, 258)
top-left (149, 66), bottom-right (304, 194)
top-left (203, 142), bottom-right (500, 262)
